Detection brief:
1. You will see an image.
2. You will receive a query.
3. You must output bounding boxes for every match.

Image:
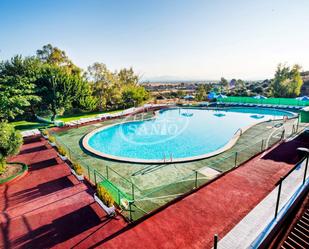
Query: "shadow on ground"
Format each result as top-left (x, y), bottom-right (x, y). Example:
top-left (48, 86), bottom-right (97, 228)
top-left (29, 158), bottom-right (59, 171)
top-left (12, 205), bottom-right (109, 248)
top-left (262, 133), bottom-right (309, 164)
top-left (9, 176), bottom-right (74, 205)
top-left (19, 145), bottom-right (48, 155)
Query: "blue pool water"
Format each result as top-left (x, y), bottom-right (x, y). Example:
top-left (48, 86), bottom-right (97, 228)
top-left (86, 108), bottom-right (294, 162)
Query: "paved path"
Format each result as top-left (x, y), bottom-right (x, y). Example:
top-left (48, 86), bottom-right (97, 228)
top-left (218, 156), bottom-right (308, 248)
top-left (0, 137), bottom-right (126, 249)
top-left (0, 134), bottom-right (308, 249)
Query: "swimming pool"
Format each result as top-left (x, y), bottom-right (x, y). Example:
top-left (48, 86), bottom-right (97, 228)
top-left (83, 107), bottom-right (295, 163)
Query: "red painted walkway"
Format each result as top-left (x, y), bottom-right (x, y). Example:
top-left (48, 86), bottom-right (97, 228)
top-left (0, 134), bottom-right (308, 249)
top-left (0, 137), bottom-right (126, 249)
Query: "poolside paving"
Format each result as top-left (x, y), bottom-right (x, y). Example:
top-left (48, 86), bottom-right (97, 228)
top-left (52, 115), bottom-right (300, 218)
top-left (0, 133), bottom-right (308, 248)
top-left (0, 137), bottom-right (126, 249)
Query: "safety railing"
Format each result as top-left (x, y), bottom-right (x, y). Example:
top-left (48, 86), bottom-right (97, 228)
top-left (213, 147), bottom-right (309, 249)
top-left (48, 116), bottom-right (306, 222)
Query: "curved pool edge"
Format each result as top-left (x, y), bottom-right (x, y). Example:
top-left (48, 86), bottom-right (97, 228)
top-left (82, 110), bottom-right (294, 164)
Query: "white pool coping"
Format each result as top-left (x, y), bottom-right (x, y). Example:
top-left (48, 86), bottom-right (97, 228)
top-left (82, 108), bottom-right (295, 164)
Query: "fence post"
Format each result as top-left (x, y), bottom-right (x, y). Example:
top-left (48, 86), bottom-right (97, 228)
top-left (275, 177), bottom-right (283, 218)
top-left (214, 234), bottom-right (218, 249)
top-left (261, 139), bottom-right (264, 152)
top-left (106, 165), bottom-right (109, 180)
top-left (195, 171), bottom-right (198, 188)
top-left (94, 170), bottom-right (97, 185)
top-left (129, 201), bottom-right (133, 221)
top-left (234, 152), bottom-right (238, 167)
top-left (296, 115), bottom-right (300, 132)
top-left (68, 148), bottom-right (72, 161)
top-left (281, 129), bottom-right (285, 140)
top-left (303, 155), bottom-right (308, 185)
top-left (131, 183), bottom-right (135, 200)
top-left (87, 164), bottom-right (90, 180)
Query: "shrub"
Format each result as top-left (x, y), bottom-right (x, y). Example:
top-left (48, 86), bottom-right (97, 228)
top-left (58, 146), bottom-right (66, 156)
top-left (0, 158), bottom-right (6, 175)
top-left (0, 122), bottom-right (23, 175)
top-left (48, 136), bottom-right (55, 143)
top-left (72, 162), bottom-right (83, 175)
top-left (42, 129), bottom-right (49, 136)
top-left (97, 184), bottom-right (114, 207)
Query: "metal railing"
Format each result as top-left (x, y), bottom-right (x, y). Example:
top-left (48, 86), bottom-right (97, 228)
top-left (274, 154), bottom-right (309, 218)
top-left (213, 148), bottom-right (309, 248)
top-left (48, 117), bottom-right (306, 222)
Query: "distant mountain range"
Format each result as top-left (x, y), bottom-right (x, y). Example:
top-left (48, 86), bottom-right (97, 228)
top-left (141, 71), bottom-right (309, 84)
top-left (140, 75), bottom-right (215, 83)
top-left (140, 75), bottom-right (266, 83)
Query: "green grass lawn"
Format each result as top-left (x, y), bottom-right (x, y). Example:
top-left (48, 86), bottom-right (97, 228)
top-left (11, 109), bottom-right (125, 131)
top-left (55, 109), bottom-right (123, 122)
top-left (11, 120), bottom-right (51, 131)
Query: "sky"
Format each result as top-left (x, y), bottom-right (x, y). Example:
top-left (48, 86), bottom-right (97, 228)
top-left (0, 0), bottom-right (309, 81)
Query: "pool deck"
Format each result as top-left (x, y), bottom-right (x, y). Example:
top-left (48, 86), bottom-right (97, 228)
top-left (1, 132), bottom-right (308, 248)
top-left (218, 150), bottom-right (308, 249)
top-left (51, 114), bottom-right (301, 219)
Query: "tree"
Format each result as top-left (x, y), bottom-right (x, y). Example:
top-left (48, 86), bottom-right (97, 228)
top-left (220, 77), bottom-right (229, 92)
top-left (230, 79), bottom-right (237, 88)
top-left (122, 84), bottom-right (149, 108)
top-left (229, 79), bottom-right (247, 96)
top-left (118, 67), bottom-right (139, 85)
top-left (204, 83), bottom-right (212, 93)
top-left (87, 62), bottom-right (117, 111)
top-left (176, 90), bottom-right (185, 98)
top-left (36, 65), bottom-right (95, 121)
top-left (0, 122), bottom-right (23, 174)
top-left (0, 56), bottom-right (41, 121)
top-left (253, 86), bottom-right (263, 94)
top-left (235, 79), bottom-right (245, 90)
top-left (87, 63), bottom-right (149, 110)
top-left (117, 67), bottom-right (148, 107)
top-left (195, 84), bottom-right (207, 101)
top-left (271, 64), bottom-right (303, 97)
top-left (36, 44), bottom-right (81, 75)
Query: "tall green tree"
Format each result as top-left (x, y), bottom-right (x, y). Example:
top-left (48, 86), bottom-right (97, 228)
top-left (36, 65), bottom-right (94, 120)
top-left (220, 77), bottom-right (229, 93)
top-left (0, 56), bottom-right (41, 121)
top-left (271, 64), bottom-right (303, 97)
top-left (87, 63), bottom-right (148, 110)
top-left (122, 84), bottom-right (149, 108)
top-left (235, 79), bottom-right (245, 89)
top-left (0, 122), bottom-right (23, 174)
top-left (87, 62), bottom-right (116, 111)
top-left (118, 67), bottom-right (139, 85)
top-left (36, 44), bottom-right (81, 75)
top-left (195, 84), bottom-right (207, 101)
